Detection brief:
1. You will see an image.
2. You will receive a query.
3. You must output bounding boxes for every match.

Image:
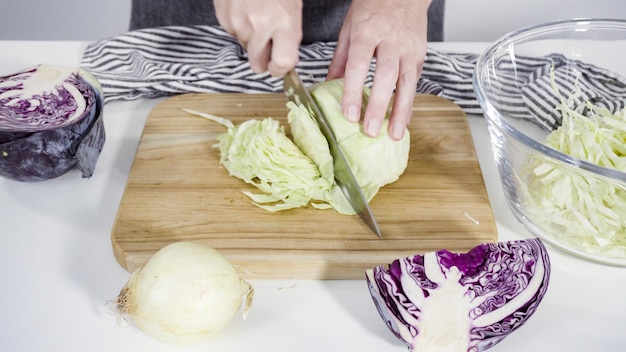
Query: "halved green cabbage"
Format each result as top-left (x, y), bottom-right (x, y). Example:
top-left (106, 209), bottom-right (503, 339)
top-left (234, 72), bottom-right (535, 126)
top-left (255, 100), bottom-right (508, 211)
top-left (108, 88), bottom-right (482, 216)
top-left (187, 79), bottom-right (410, 214)
top-left (311, 79), bottom-right (410, 192)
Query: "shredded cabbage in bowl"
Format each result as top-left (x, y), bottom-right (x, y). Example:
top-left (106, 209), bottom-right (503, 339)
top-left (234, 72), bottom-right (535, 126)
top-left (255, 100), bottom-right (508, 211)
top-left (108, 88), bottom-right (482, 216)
top-left (520, 81), bottom-right (626, 258)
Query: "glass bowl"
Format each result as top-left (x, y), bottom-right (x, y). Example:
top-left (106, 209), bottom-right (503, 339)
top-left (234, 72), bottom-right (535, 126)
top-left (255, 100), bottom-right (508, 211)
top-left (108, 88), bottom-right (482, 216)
top-left (473, 19), bottom-right (626, 266)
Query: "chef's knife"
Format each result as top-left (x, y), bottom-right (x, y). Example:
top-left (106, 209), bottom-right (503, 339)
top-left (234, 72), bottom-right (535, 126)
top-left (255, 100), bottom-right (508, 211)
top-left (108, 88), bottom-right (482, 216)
top-left (283, 69), bottom-right (382, 238)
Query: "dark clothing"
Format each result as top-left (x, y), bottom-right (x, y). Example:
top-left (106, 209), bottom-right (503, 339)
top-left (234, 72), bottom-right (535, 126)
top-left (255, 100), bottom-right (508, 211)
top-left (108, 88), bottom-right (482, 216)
top-left (130, 0), bottom-right (445, 43)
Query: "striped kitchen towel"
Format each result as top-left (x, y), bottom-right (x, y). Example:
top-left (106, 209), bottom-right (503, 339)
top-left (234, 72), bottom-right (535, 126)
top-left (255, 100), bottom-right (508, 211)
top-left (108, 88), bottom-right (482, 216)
top-left (81, 25), bottom-right (625, 130)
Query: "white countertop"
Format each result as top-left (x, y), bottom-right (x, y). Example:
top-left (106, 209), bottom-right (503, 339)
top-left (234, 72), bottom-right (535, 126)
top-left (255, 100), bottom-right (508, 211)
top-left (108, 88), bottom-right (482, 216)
top-left (1, 40), bottom-right (625, 352)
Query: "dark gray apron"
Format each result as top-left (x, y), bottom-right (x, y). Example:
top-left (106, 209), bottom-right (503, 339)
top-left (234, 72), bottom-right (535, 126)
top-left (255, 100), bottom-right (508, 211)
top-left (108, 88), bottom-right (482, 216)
top-left (129, 0), bottom-right (445, 43)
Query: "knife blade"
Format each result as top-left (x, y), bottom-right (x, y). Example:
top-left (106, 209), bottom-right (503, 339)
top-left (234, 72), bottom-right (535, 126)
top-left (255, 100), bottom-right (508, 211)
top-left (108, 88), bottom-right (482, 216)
top-left (283, 69), bottom-right (382, 238)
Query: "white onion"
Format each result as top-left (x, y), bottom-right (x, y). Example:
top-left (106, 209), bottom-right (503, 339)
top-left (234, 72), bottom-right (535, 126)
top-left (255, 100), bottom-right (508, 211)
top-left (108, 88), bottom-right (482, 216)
top-left (115, 242), bottom-right (253, 344)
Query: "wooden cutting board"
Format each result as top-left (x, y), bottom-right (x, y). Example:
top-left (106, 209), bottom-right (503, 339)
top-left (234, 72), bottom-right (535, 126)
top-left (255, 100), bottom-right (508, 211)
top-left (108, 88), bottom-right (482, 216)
top-left (111, 93), bottom-right (497, 279)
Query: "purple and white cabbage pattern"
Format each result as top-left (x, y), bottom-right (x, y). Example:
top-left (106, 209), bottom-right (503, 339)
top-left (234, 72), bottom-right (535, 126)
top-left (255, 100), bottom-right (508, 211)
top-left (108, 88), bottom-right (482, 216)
top-left (0, 65), bottom-right (105, 182)
top-left (366, 238), bottom-right (550, 352)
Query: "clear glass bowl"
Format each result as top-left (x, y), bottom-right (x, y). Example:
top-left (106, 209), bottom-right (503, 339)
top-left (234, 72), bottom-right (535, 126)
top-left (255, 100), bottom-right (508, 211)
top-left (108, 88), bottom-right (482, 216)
top-left (473, 19), bottom-right (626, 266)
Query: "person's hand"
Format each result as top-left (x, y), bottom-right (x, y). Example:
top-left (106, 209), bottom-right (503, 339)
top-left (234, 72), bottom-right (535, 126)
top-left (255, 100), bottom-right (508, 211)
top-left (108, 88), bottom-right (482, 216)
top-left (214, 0), bottom-right (303, 77)
top-left (327, 0), bottom-right (431, 141)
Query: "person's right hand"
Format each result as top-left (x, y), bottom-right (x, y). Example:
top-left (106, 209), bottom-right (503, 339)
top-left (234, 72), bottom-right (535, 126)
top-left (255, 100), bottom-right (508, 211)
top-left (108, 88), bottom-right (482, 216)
top-left (214, 0), bottom-right (303, 77)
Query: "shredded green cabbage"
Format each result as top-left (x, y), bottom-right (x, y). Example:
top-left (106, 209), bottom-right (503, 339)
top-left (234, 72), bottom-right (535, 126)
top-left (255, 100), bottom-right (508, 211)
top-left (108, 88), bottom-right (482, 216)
top-left (219, 117), bottom-right (334, 211)
top-left (185, 108), bottom-right (332, 211)
top-left (520, 72), bottom-right (626, 257)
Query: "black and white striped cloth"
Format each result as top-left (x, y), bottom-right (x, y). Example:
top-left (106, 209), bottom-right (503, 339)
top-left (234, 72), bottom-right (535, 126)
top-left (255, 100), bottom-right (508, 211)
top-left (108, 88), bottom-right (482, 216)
top-left (487, 53), bottom-right (626, 130)
top-left (81, 25), bottom-right (625, 130)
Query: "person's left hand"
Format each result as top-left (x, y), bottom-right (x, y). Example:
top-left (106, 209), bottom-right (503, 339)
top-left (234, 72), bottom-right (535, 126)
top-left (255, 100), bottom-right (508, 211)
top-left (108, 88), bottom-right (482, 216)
top-left (327, 0), bottom-right (431, 141)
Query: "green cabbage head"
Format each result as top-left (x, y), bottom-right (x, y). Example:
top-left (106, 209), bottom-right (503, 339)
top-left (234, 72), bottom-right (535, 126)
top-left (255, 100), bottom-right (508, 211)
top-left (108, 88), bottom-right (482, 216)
top-left (288, 79), bottom-right (411, 214)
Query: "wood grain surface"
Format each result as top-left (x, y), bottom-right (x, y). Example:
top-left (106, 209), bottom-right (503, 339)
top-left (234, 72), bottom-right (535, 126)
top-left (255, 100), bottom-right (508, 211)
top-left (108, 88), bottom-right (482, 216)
top-left (111, 93), bottom-right (498, 279)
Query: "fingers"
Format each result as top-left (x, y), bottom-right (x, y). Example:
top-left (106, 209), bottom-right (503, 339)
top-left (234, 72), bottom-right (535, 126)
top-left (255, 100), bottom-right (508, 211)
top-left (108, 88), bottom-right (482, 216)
top-left (245, 34), bottom-right (272, 73)
top-left (326, 0), bottom-right (429, 141)
top-left (214, 0), bottom-right (302, 77)
top-left (238, 22), bottom-right (301, 77)
top-left (341, 38), bottom-right (374, 124)
top-left (337, 38), bottom-right (418, 141)
top-left (363, 44), bottom-right (399, 138)
top-left (327, 28), bottom-right (350, 81)
top-left (267, 29), bottom-right (302, 77)
top-left (387, 57), bottom-right (421, 140)
top-left (245, 28), bottom-right (300, 76)
top-left (328, 22), bottom-right (373, 126)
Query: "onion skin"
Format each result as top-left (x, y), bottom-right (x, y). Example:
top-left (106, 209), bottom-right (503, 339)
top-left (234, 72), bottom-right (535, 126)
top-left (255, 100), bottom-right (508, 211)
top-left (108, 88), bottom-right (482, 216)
top-left (0, 65), bottom-right (105, 182)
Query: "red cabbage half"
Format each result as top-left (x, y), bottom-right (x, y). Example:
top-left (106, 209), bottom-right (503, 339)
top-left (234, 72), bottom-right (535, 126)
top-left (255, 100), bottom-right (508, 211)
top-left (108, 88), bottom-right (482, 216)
top-left (0, 64), bottom-right (105, 182)
top-left (366, 238), bottom-right (550, 352)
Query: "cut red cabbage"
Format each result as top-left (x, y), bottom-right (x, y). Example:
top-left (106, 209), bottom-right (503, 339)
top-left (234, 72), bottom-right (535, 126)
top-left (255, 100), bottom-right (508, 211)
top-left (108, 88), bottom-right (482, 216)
top-left (366, 238), bottom-right (550, 352)
top-left (0, 64), bottom-right (105, 182)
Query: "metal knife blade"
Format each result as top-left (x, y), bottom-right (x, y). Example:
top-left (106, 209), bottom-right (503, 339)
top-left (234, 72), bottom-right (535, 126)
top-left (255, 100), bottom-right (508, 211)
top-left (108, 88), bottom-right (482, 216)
top-left (283, 69), bottom-right (382, 238)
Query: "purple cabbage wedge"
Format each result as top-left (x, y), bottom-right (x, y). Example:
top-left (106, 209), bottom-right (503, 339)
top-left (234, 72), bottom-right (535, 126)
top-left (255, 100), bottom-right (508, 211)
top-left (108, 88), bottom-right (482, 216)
top-left (0, 64), bottom-right (105, 182)
top-left (366, 238), bottom-right (550, 352)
